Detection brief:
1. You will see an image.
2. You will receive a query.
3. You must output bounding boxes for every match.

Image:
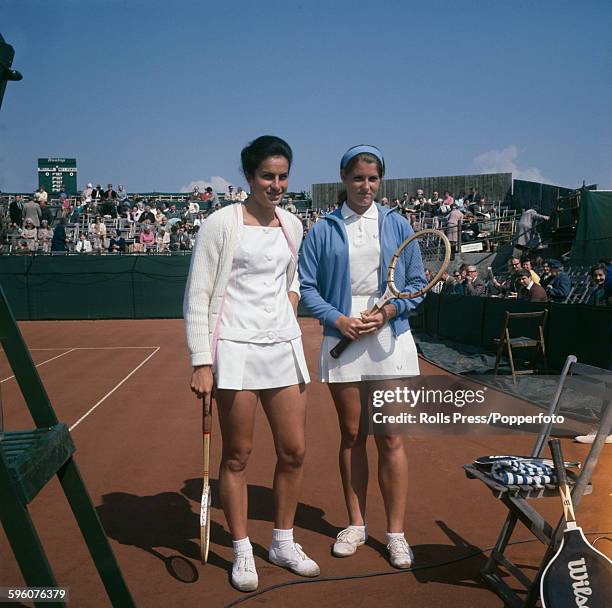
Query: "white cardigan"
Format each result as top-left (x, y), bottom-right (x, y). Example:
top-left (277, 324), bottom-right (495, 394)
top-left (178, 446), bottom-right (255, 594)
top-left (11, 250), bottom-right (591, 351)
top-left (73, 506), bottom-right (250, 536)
top-left (183, 203), bottom-right (303, 367)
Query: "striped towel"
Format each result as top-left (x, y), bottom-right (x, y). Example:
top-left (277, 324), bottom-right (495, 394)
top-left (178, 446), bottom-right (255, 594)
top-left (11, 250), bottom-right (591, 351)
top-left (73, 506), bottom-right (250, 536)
top-left (491, 459), bottom-right (558, 488)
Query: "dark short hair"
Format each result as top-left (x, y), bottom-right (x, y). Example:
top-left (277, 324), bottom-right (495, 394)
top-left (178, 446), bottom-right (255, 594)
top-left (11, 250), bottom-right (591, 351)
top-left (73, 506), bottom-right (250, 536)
top-left (590, 263), bottom-right (607, 276)
top-left (516, 269), bottom-right (531, 278)
top-left (241, 135), bottom-right (292, 179)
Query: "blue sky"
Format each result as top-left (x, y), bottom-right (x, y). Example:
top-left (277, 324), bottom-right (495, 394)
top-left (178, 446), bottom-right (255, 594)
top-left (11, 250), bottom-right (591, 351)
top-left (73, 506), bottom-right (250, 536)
top-left (1, 0), bottom-right (611, 194)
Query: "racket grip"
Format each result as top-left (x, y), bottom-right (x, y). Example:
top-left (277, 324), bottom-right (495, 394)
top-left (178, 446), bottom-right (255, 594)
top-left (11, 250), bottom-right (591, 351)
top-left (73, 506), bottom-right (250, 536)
top-left (330, 336), bottom-right (352, 359)
top-left (549, 439), bottom-right (568, 487)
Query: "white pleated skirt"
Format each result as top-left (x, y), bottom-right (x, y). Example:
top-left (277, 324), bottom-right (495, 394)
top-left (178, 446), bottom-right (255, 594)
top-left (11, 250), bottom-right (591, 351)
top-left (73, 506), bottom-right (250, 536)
top-left (319, 295), bottom-right (420, 383)
top-left (214, 337), bottom-right (310, 391)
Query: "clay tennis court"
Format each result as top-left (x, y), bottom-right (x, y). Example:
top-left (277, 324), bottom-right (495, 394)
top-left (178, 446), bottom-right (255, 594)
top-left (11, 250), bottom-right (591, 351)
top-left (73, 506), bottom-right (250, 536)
top-left (1, 318), bottom-right (610, 607)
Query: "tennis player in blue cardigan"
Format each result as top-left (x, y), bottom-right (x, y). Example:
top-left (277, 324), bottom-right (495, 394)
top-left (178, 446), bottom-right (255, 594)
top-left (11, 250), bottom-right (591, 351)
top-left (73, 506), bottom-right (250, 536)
top-left (299, 145), bottom-right (426, 569)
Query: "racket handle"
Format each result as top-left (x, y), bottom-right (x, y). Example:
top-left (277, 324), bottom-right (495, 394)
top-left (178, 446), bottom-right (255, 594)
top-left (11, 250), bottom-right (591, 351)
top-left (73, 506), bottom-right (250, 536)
top-left (330, 336), bottom-right (352, 359)
top-left (548, 439), bottom-right (568, 487)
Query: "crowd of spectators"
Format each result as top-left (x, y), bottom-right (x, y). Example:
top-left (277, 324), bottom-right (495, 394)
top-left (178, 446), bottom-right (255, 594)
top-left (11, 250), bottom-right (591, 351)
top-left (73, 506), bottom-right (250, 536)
top-left (0, 181), bottom-right (257, 255)
top-left (432, 255), bottom-right (612, 306)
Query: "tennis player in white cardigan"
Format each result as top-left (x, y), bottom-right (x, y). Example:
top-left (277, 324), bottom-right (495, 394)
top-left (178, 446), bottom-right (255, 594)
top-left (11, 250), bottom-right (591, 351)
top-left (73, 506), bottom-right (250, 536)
top-left (184, 136), bottom-right (319, 592)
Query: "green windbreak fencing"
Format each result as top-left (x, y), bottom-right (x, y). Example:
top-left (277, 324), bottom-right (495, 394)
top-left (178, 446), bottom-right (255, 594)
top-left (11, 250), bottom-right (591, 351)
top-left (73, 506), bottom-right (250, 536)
top-left (423, 293), bottom-right (612, 370)
top-left (570, 190), bottom-right (612, 266)
top-left (0, 256), bottom-right (190, 320)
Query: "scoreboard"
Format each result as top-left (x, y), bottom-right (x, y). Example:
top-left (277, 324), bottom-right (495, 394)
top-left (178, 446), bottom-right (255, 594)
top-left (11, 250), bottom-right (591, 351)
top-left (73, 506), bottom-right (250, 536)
top-left (38, 158), bottom-right (77, 195)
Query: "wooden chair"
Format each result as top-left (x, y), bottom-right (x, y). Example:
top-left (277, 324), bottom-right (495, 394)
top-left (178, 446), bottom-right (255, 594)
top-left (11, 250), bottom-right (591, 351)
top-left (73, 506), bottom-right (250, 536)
top-left (464, 355), bottom-right (612, 607)
top-left (493, 310), bottom-right (548, 383)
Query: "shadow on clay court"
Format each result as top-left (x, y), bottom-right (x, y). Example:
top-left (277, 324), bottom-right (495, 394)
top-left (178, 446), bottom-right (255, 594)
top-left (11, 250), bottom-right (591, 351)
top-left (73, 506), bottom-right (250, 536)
top-left (181, 478), bottom-right (343, 546)
top-left (96, 478), bottom-right (349, 584)
top-left (410, 520), bottom-right (520, 593)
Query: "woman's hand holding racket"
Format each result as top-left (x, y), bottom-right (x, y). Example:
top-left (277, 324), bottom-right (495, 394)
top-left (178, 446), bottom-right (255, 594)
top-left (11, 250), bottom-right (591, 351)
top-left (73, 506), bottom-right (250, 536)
top-left (330, 229), bottom-right (451, 359)
top-left (190, 365), bottom-right (214, 400)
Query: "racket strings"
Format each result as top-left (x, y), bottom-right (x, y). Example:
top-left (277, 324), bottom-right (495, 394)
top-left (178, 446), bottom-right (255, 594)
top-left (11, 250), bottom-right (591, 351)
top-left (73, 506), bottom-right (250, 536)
top-left (391, 231), bottom-right (449, 297)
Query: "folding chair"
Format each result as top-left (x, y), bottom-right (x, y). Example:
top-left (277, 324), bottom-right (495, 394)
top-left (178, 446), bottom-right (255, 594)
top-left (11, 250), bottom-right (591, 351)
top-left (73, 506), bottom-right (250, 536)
top-left (493, 311), bottom-right (548, 383)
top-left (464, 355), bottom-right (612, 607)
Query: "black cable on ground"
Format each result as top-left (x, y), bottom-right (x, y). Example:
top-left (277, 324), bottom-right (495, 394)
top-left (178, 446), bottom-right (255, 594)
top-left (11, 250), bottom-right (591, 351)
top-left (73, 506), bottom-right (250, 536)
top-left (223, 531), bottom-right (612, 608)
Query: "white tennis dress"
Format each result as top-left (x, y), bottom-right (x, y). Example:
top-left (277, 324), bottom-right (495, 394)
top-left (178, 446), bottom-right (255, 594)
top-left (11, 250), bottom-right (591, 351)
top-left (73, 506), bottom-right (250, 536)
top-left (214, 225), bottom-right (310, 390)
top-left (319, 203), bottom-right (420, 383)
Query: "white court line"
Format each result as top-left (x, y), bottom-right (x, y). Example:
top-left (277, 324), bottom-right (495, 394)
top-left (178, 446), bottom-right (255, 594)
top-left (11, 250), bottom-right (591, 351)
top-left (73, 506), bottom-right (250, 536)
top-left (0, 349), bottom-right (76, 384)
top-left (29, 346), bottom-right (159, 351)
top-left (69, 347), bottom-right (161, 432)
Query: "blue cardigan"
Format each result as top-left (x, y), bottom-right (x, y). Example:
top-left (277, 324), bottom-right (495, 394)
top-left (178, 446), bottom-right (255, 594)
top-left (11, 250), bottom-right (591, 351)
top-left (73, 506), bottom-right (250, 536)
top-left (299, 204), bottom-right (427, 339)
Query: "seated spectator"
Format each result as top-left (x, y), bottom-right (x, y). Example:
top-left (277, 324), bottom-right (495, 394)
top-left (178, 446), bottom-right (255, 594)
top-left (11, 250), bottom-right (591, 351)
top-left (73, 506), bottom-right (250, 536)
top-left (22, 219), bottom-right (38, 252)
top-left (91, 184), bottom-right (104, 207)
top-left (81, 182), bottom-right (94, 207)
top-left (205, 187), bottom-right (219, 209)
top-left (169, 224), bottom-right (190, 251)
top-left (108, 230), bottom-right (126, 253)
top-left (586, 263), bottom-right (607, 306)
top-left (429, 191), bottom-right (442, 205)
top-left (451, 269), bottom-right (466, 295)
top-left (117, 184), bottom-right (129, 205)
top-left (139, 205), bottom-right (156, 224)
top-left (160, 201), bottom-right (171, 216)
top-left (166, 203), bottom-right (182, 220)
top-left (442, 191), bottom-right (454, 208)
top-left (465, 265), bottom-right (486, 296)
top-left (59, 192), bottom-right (71, 218)
top-left (492, 257), bottom-right (522, 296)
top-left (521, 258), bottom-right (541, 284)
top-left (517, 269), bottom-right (548, 302)
top-left (545, 259), bottom-right (571, 302)
top-left (191, 185), bottom-right (201, 201)
top-left (75, 233), bottom-right (93, 254)
top-left (236, 186), bottom-right (248, 202)
top-left (90, 217), bottom-right (107, 251)
top-left (156, 219), bottom-right (171, 252)
top-left (409, 214), bottom-right (422, 232)
top-left (285, 197), bottom-right (297, 214)
top-left (189, 225), bottom-right (199, 248)
top-left (187, 199), bottom-right (200, 214)
top-left (34, 186), bottom-right (48, 204)
top-left (193, 212), bottom-right (206, 228)
top-left (139, 222), bottom-right (156, 250)
top-left (440, 270), bottom-right (456, 294)
top-left (38, 220), bottom-right (53, 253)
top-left (540, 260), bottom-right (554, 288)
top-left (226, 185), bottom-right (237, 201)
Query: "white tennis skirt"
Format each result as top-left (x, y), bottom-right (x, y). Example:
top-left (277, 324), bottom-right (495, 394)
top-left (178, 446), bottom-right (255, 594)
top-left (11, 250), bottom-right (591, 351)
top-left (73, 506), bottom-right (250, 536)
top-left (319, 295), bottom-right (420, 383)
top-left (214, 337), bottom-right (310, 391)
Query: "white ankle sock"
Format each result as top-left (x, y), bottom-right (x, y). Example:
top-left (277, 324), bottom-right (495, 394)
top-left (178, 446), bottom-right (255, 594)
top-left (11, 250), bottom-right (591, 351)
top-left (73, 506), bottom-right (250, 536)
top-left (233, 536), bottom-right (253, 555)
top-left (271, 528), bottom-right (294, 552)
top-left (386, 532), bottom-right (405, 544)
top-left (348, 524), bottom-right (366, 535)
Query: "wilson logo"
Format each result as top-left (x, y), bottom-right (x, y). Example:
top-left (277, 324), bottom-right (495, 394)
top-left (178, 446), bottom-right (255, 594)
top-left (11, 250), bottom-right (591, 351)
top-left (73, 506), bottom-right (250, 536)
top-left (567, 558), bottom-right (592, 606)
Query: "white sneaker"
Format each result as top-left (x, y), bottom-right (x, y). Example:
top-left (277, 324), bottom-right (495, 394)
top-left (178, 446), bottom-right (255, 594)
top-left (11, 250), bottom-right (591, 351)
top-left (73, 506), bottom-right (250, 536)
top-left (332, 527), bottom-right (367, 557)
top-left (269, 542), bottom-right (320, 577)
top-left (231, 553), bottom-right (258, 592)
top-left (574, 432), bottom-right (612, 444)
top-left (387, 536), bottom-right (414, 569)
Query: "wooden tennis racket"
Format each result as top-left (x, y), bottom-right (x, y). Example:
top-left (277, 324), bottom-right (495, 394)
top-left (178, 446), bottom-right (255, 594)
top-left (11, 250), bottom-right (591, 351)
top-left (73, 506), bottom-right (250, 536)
top-left (330, 228), bottom-right (451, 358)
top-left (200, 394), bottom-right (212, 563)
top-left (540, 438), bottom-right (612, 607)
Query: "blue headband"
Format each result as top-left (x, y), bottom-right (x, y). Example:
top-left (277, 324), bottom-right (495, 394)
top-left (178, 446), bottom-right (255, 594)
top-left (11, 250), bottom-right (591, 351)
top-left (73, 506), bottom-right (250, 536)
top-left (340, 145), bottom-right (385, 173)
